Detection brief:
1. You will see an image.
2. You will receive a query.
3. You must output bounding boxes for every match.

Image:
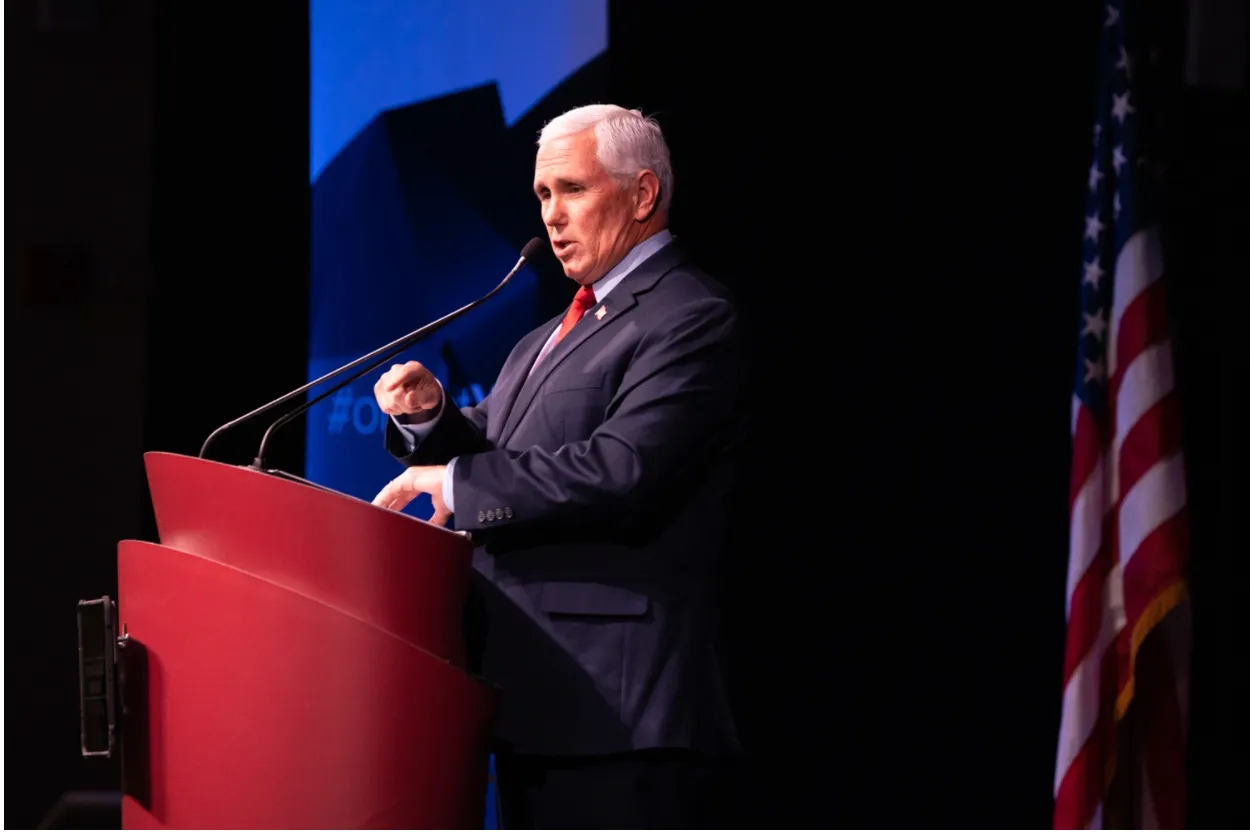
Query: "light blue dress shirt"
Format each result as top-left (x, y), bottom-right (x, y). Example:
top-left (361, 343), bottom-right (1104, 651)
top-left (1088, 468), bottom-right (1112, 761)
top-left (394, 229), bottom-right (674, 513)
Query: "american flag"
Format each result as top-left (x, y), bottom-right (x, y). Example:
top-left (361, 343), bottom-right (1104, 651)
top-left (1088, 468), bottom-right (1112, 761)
top-left (1053, 0), bottom-right (1192, 828)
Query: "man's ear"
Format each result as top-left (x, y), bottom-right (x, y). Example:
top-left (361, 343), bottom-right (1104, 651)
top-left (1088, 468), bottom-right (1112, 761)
top-left (634, 169), bottom-right (661, 221)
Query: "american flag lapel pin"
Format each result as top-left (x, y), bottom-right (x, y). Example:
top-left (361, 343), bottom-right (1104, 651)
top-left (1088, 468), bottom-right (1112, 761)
top-left (595, 305), bottom-right (607, 320)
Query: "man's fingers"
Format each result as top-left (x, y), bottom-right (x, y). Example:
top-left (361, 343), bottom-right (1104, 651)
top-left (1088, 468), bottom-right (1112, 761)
top-left (375, 490), bottom-right (413, 512)
top-left (387, 363), bottom-right (429, 391)
top-left (403, 390), bottom-right (426, 412)
top-left (371, 482), bottom-right (395, 506)
top-left (383, 371), bottom-right (406, 392)
top-left (429, 507), bottom-right (451, 527)
top-left (373, 470), bottom-right (426, 512)
top-left (372, 478), bottom-right (407, 508)
top-left (380, 364), bottom-right (416, 392)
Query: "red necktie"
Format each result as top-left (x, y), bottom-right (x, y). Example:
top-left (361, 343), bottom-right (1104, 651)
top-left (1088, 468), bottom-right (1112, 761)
top-left (551, 285), bottom-right (597, 349)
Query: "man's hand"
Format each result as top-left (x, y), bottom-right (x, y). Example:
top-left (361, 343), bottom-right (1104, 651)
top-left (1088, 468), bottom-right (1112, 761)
top-left (374, 360), bottom-right (443, 420)
top-left (372, 465), bottom-right (450, 525)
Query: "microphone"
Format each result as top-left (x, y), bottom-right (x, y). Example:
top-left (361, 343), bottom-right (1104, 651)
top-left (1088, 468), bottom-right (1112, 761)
top-left (197, 236), bottom-right (547, 468)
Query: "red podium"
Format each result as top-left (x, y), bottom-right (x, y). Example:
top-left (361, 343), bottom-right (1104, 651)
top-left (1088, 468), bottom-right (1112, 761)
top-left (115, 452), bottom-right (498, 829)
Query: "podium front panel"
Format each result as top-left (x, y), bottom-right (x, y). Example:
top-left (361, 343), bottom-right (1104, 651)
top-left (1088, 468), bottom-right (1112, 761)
top-left (118, 540), bottom-right (497, 830)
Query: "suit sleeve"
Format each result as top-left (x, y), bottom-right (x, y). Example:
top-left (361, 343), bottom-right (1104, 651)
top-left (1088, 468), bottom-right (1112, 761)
top-left (383, 389), bottom-right (494, 466)
top-left (449, 296), bottom-right (743, 531)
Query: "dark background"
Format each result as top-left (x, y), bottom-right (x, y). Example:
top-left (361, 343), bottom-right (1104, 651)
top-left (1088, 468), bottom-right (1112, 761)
top-left (6, 0), bottom-right (1246, 828)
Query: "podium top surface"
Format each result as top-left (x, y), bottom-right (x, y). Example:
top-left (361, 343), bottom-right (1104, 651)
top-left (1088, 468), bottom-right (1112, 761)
top-left (140, 451), bottom-right (472, 665)
top-left (146, 450), bottom-right (467, 537)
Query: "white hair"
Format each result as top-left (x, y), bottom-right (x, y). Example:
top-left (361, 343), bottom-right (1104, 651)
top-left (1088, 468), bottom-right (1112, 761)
top-left (538, 104), bottom-right (674, 216)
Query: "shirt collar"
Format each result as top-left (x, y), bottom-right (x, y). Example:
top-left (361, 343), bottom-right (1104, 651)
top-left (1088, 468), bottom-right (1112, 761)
top-left (586, 229), bottom-right (674, 301)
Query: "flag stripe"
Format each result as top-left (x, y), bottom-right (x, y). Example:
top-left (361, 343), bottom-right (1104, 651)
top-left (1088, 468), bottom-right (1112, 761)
top-left (1107, 227), bottom-right (1165, 379)
top-left (1063, 515), bottom-right (1113, 683)
top-left (1070, 404), bottom-right (1105, 510)
top-left (1055, 567), bottom-right (1119, 787)
top-left (1055, 645), bottom-right (1120, 828)
top-left (1110, 278), bottom-right (1173, 400)
top-left (1118, 453), bottom-right (1186, 571)
top-left (1123, 513), bottom-right (1190, 627)
top-left (1114, 341), bottom-right (1174, 455)
top-left (1055, 728), bottom-right (1105, 830)
top-left (1066, 445), bottom-right (1109, 616)
top-left (1117, 393), bottom-right (1184, 498)
top-left (1088, 802), bottom-right (1103, 830)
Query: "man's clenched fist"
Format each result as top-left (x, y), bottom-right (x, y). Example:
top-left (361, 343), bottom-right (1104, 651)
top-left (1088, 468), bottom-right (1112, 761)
top-left (374, 360), bottom-right (442, 420)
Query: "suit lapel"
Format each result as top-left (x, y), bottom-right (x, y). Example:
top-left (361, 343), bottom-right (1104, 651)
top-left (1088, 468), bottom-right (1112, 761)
top-left (496, 241), bottom-right (689, 448)
top-left (487, 317), bottom-right (560, 442)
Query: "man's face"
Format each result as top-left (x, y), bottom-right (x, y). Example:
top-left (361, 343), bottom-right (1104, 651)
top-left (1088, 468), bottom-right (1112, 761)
top-left (533, 129), bottom-right (639, 285)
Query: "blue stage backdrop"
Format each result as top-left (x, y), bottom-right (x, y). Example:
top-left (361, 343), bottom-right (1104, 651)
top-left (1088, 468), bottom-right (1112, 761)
top-left (308, 0), bottom-right (607, 511)
top-left (308, 2), bottom-right (607, 826)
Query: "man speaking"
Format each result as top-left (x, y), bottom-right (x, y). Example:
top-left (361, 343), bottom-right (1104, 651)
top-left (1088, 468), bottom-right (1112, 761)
top-left (371, 104), bottom-right (745, 829)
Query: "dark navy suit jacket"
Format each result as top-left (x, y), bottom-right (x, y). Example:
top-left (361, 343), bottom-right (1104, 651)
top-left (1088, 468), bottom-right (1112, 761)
top-left (384, 239), bottom-right (745, 757)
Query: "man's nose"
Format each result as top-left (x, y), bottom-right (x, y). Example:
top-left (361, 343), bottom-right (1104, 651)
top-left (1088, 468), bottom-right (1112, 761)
top-left (542, 195), bottom-right (566, 227)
